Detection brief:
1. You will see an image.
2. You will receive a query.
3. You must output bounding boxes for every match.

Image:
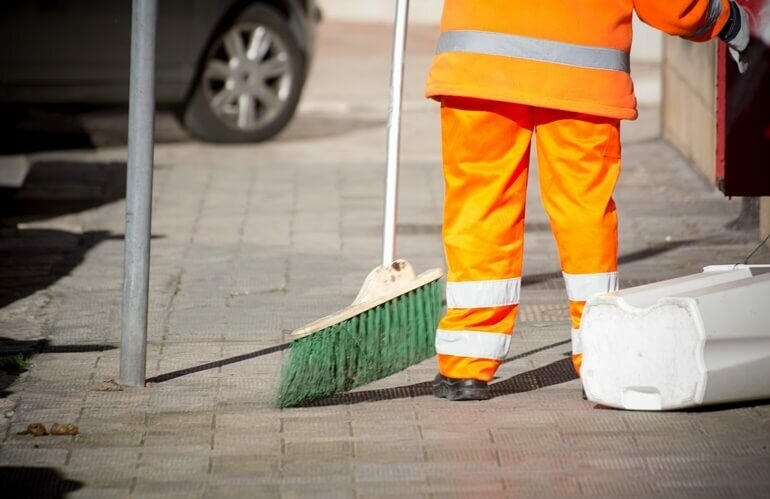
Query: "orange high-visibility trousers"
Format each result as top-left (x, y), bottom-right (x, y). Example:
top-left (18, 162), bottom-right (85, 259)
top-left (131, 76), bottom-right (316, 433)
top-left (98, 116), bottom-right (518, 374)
top-left (436, 97), bottom-right (621, 381)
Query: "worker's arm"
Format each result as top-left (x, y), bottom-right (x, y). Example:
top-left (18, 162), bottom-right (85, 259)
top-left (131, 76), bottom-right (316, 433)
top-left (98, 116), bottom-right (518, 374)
top-left (635, 0), bottom-right (750, 72)
top-left (633, 0), bottom-right (731, 41)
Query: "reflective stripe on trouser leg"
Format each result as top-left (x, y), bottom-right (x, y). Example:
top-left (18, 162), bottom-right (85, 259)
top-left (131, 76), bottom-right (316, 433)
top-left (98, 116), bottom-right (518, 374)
top-left (533, 108), bottom-right (621, 376)
top-left (564, 273), bottom-right (619, 375)
top-left (436, 97), bottom-right (533, 382)
top-left (447, 277), bottom-right (521, 308)
top-left (569, 301), bottom-right (587, 375)
top-left (571, 327), bottom-right (582, 374)
top-left (437, 306), bottom-right (518, 381)
top-left (562, 271), bottom-right (618, 302)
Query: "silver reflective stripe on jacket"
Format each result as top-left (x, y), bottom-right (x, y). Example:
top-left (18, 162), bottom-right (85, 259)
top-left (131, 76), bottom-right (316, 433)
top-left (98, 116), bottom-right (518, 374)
top-left (687, 0), bottom-right (724, 39)
top-left (446, 278), bottom-right (521, 308)
top-left (436, 329), bottom-right (511, 360)
top-left (437, 30), bottom-right (630, 72)
top-left (563, 271), bottom-right (619, 302)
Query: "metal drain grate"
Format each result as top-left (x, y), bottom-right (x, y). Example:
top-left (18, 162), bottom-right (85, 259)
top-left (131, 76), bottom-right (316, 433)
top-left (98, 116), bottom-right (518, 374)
top-left (518, 304), bottom-right (570, 322)
top-left (489, 358), bottom-right (577, 397)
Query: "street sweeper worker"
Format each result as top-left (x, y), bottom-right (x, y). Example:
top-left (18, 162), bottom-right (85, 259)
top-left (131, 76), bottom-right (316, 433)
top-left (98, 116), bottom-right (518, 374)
top-left (428, 0), bottom-right (751, 401)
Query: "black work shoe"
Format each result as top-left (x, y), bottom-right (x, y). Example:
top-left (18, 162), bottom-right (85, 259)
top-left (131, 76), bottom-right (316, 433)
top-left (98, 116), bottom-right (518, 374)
top-left (432, 374), bottom-right (489, 401)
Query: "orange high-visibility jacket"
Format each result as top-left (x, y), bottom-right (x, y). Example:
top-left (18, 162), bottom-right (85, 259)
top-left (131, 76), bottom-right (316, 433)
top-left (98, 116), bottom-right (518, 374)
top-left (426, 0), bottom-right (730, 120)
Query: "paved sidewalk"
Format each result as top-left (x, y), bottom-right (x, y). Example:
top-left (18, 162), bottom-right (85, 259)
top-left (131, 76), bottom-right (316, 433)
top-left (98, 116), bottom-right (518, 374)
top-left (1, 22), bottom-right (770, 498)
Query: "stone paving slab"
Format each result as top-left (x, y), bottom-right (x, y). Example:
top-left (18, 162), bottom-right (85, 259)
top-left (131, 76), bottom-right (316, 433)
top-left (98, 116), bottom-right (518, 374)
top-left (2, 20), bottom-right (770, 498)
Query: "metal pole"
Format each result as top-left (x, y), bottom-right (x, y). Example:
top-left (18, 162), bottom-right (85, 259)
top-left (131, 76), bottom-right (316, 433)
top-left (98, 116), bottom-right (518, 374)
top-left (120, 0), bottom-right (157, 387)
top-left (381, 0), bottom-right (409, 266)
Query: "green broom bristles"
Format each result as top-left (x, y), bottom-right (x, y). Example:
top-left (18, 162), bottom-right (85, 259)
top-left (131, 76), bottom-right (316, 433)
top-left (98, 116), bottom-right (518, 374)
top-left (276, 279), bottom-right (443, 408)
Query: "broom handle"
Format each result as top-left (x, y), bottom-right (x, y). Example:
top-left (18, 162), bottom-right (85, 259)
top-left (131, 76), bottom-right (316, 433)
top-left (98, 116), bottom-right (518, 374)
top-left (382, 0), bottom-right (409, 267)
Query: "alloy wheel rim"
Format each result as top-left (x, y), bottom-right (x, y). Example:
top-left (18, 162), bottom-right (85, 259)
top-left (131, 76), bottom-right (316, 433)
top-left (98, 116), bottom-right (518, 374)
top-left (202, 22), bottom-right (294, 132)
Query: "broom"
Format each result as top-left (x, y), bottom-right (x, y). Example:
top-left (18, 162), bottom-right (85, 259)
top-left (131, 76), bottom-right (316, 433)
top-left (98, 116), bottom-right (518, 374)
top-left (276, 0), bottom-right (443, 408)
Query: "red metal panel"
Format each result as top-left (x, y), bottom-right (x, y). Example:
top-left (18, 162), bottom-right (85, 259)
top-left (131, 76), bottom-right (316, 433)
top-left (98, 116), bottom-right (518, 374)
top-left (716, 0), bottom-right (770, 196)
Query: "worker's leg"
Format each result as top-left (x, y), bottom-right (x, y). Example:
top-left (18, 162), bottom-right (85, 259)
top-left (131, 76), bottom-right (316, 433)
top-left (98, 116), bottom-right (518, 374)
top-left (533, 108), bottom-right (621, 375)
top-left (436, 96), bottom-right (533, 383)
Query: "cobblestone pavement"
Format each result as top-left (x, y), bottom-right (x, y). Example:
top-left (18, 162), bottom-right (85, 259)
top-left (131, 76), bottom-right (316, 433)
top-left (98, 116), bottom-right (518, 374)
top-left (1, 22), bottom-right (769, 498)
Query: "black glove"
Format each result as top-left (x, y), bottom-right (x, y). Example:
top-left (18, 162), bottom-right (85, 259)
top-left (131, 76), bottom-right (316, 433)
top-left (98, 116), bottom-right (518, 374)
top-left (719, 1), bottom-right (750, 73)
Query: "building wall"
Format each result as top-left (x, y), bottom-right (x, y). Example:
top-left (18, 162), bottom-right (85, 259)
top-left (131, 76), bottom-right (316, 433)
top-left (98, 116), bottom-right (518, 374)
top-left (317, 0), bottom-right (444, 25)
top-left (661, 37), bottom-right (718, 183)
top-left (662, 37), bottom-right (770, 239)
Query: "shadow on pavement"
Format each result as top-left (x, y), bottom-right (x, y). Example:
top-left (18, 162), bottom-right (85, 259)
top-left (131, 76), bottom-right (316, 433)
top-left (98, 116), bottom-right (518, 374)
top-left (0, 466), bottom-right (82, 499)
top-left (489, 358), bottom-right (577, 398)
top-left (146, 342), bottom-right (290, 385)
top-left (0, 229), bottom-right (112, 310)
top-left (524, 233), bottom-right (767, 289)
top-left (277, 113), bottom-right (384, 143)
top-left (1, 160), bottom-right (126, 224)
top-left (0, 158), bottom-right (158, 309)
top-left (0, 105), bottom-right (384, 152)
top-left (303, 340), bottom-right (574, 407)
top-left (684, 397), bottom-right (770, 413)
top-left (1, 159), bottom-right (146, 395)
top-left (145, 335), bottom-right (572, 402)
top-left (0, 105), bottom-right (184, 153)
top-left (522, 238), bottom-right (705, 287)
top-left (0, 338), bottom-right (117, 393)
top-left (0, 106), bottom-right (96, 154)
top-left (0, 338), bottom-right (117, 357)
top-left (301, 358), bottom-right (575, 407)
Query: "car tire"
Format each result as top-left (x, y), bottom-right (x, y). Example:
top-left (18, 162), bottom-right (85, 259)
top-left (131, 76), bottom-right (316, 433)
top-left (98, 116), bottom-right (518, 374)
top-left (182, 4), bottom-right (305, 143)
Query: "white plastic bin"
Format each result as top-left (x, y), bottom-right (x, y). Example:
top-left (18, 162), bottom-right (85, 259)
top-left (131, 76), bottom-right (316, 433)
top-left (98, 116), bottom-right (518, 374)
top-left (581, 267), bottom-right (770, 410)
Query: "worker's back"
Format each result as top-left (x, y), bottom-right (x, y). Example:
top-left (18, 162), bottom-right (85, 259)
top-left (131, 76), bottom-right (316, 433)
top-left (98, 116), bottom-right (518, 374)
top-left (426, 0), bottom-right (731, 120)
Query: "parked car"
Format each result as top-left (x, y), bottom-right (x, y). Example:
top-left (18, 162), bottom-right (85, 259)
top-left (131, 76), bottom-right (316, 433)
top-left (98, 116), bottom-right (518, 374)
top-left (0, 0), bottom-right (319, 143)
